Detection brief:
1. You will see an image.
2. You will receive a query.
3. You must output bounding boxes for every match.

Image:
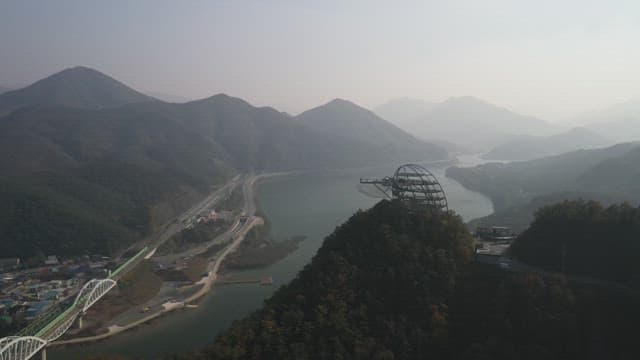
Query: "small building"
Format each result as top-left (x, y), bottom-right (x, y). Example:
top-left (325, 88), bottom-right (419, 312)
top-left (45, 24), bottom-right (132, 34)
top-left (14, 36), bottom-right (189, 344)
top-left (39, 290), bottom-right (61, 301)
top-left (25, 301), bottom-right (52, 319)
top-left (475, 226), bottom-right (516, 242)
top-left (0, 258), bottom-right (20, 271)
top-left (44, 255), bottom-right (59, 266)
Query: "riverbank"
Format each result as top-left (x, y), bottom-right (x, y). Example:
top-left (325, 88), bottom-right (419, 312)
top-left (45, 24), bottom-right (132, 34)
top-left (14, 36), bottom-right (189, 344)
top-left (50, 175), bottom-right (264, 348)
top-left (49, 159), bottom-right (493, 359)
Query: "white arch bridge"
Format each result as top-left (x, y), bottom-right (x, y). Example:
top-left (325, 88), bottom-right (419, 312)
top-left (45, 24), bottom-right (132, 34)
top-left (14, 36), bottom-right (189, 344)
top-left (0, 247), bottom-right (148, 360)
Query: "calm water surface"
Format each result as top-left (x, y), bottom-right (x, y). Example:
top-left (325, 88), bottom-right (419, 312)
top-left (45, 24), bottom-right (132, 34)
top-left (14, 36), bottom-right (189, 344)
top-left (51, 159), bottom-right (493, 359)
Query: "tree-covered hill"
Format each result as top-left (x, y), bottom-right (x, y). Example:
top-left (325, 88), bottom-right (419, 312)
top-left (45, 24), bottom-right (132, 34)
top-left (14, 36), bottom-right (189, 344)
top-left (511, 200), bottom-right (640, 283)
top-left (467, 191), bottom-right (627, 233)
top-left (446, 142), bottom-right (639, 212)
top-left (172, 200), bottom-right (640, 360)
top-left (181, 200), bottom-right (475, 359)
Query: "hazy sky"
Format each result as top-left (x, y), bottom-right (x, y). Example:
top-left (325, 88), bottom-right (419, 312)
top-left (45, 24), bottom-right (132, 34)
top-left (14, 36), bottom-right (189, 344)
top-left (1, 0), bottom-right (639, 121)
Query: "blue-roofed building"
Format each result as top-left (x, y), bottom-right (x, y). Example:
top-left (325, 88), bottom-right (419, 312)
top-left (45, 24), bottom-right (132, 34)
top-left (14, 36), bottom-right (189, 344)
top-left (40, 289), bottom-right (61, 301)
top-left (25, 301), bottom-right (53, 319)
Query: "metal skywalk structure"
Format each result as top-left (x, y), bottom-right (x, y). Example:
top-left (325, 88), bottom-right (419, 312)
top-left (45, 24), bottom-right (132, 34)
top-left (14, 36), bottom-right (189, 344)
top-left (359, 163), bottom-right (448, 212)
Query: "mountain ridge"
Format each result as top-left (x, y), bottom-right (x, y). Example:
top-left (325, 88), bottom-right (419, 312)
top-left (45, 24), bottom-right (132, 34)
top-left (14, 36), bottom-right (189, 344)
top-left (483, 127), bottom-right (611, 161)
top-left (296, 98), bottom-right (448, 162)
top-left (0, 67), bottom-right (449, 257)
top-left (0, 66), bottom-right (157, 115)
top-left (374, 95), bottom-right (557, 151)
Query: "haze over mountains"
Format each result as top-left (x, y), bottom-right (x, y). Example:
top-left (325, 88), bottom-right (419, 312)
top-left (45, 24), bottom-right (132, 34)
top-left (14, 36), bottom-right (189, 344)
top-left (373, 97), bottom-right (438, 125)
top-left (145, 91), bottom-right (193, 103)
top-left (374, 96), bottom-right (557, 151)
top-left (296, 98), bottom-right (447, 161)
top-left (447, 141), bottom-right (640, 231)
top-left (581, 99), bottom-right (640, 142)
top-left (3, 65), bottom-right (640, 259)
top-left (0, 66), bottom-right (447, 258)
top-left (483, 127), bottom-right (611, 161)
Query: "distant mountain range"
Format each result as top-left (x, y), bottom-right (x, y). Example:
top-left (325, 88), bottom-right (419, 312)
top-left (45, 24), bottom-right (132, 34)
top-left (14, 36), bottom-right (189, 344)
top-left (0, 66), bottom-right (447, 258)
top-left (483, 127), bottom-right (611, 161)
top-left (374, 97), bottom-right (438, 126)
top-left (581, 100), bottom-right (640, 142)
top-left (296, 98), bottom-right (447, 161)
top-left (144, 91), bottom-right (194, 103)
top-left (374, 96), bottom-right (557, 151)
top-left (447, 142), bottom-right (640, 231)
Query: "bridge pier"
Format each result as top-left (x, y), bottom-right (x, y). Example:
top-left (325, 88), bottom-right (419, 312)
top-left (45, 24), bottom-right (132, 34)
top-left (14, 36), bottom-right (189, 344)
top-left (40, 348), bottom-right (47, 360)
top-left (77, 314), bottom-right (83, 329)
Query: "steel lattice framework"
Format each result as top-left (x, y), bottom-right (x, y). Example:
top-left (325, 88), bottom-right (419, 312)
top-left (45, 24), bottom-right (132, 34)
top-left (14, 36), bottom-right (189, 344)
top-left (0, 247), bottom-right (149, 360)
top-left (41, 311), bottom-right (77, 343)
top-left (0, 337), bottom-right (46, 360)
top-left (360, 163), bottom-right (448, 211)
top-left (0, 278), bottom-right (118, 359)
top-left (74, 279), bottom-right (117, 313)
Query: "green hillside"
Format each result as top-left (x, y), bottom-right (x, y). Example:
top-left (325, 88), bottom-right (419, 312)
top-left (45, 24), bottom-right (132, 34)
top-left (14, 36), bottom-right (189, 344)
top-left (0, 68), bottom-right (448, 258)
top-left (184, 200), bottom-right (474, 359)
top-left (511, 200), bottom-right (640, 283)
top-left (446, 142), bottom-right (639, 211)
top-left (176, 200), bottom-right (640, 360)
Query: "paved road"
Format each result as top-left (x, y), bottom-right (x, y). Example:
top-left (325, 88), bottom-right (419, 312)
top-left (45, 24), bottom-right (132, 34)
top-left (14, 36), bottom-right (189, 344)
top-left (475, 253), bottom-right (640, 297)
top-left (153, 174), bottom-right (255, 265)
top-left (51, 174), bottom-right (264, 346)
top-left (116, 175), bottom-right (243, 261)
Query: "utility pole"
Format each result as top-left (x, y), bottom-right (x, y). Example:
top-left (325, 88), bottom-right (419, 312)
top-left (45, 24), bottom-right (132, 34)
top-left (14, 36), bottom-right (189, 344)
top-left (561, 243), bottom-right (567, 273)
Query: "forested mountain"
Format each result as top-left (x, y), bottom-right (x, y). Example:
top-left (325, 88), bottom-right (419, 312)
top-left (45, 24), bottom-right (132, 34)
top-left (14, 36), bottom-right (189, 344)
top-left (0, 66), bottom-right (156, 116)
top-left (295, 98), bottom-right (447, 162)
top-left (467, 191), bottom-right (626, 233)
top-left (582, 99), bottom-right (640, 142)
top-left (576, 146), bottom-right (640, 196)
top-left (446, 142), bottom-right (639, 212)
top-left (483, 127), bottom-right (610, 161)
top-left (182, 200), bottom-right (475, 359)
top-left (374, 96), bottom-right (556, 151)
top-left (512, 200), bottom-right (640, 283)
top-left (0, 67), bottom-right (448, 258)
top-left (177, 200), bottom-right (640, 360)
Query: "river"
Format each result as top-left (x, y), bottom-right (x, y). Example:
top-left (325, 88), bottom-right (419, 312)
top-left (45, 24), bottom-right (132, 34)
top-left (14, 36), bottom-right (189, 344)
top-left (51, 158), bottom-right (493, 359)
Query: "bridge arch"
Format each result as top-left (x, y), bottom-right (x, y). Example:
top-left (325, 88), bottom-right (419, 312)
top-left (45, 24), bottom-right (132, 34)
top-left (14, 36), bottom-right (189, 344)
top-left (42, 312), bottom-right (79, 343)
top-left (0, 336), bottom-right (47, 360)
top-left (74, 278), bottom-right (117, 313)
